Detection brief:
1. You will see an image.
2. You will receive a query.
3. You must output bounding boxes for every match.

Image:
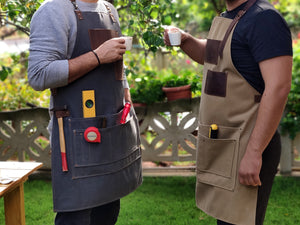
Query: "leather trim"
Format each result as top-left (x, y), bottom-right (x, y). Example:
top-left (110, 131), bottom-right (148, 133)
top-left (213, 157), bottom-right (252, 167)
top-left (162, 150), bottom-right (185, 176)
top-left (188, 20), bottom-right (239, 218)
top-left (254, 95), bottom-right (262, 103)
top-left (205, 39), bottom-right (221, 65)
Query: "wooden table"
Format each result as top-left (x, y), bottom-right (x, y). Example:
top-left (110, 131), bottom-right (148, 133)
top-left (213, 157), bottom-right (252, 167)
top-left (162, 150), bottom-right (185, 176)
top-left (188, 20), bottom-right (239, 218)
top-left (0, 161), bottom-right (43, 225)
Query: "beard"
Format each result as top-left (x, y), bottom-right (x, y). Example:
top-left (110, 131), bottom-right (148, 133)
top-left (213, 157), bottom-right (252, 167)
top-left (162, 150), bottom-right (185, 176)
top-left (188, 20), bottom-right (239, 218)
top-left (226, 0), bottom-right (247, 6)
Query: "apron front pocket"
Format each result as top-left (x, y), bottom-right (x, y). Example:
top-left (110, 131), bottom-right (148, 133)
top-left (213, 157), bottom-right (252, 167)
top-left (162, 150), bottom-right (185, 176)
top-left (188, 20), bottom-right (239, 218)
top-left (69, 113), bottom-right (140, 179)
top-left (196, 124), bottom-right (241, 191)
top-left (197, 136), bottom-right (236, 178)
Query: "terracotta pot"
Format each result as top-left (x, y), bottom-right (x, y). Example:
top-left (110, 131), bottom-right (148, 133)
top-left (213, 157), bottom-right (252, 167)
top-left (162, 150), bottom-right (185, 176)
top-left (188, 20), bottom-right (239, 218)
top-left (133, 102), bottom-right (147, 108)
top-left (162, 84), bottom-right (191, 101)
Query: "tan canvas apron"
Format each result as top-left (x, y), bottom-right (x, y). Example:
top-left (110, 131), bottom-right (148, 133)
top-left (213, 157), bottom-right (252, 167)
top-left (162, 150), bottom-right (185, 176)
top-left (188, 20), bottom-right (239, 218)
top-left (195, 1), bottom-right (261, 224)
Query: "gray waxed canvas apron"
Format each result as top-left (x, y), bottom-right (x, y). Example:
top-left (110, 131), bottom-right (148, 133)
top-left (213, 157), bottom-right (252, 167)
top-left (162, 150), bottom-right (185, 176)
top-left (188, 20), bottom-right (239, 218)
top-left (196, 1), bottom-right (260, 224)
top-left (50, 1), bottom-right (142, 212)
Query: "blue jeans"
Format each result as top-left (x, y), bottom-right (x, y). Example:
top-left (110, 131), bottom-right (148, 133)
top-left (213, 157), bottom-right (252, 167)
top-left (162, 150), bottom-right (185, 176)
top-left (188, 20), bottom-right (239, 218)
top-left (55, 200), bottom-right (120, 225)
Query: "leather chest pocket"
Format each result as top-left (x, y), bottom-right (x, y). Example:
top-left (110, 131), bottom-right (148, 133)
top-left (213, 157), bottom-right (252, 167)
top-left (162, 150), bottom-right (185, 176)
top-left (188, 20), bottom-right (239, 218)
top-left (204, 39), bottom-right (221, 65)
top-left (69, 113), bottom-right (140, 179)
top-left (196, 124), bottom-right (241, 191)
top-left (204, 70), bottom-right (227, 98)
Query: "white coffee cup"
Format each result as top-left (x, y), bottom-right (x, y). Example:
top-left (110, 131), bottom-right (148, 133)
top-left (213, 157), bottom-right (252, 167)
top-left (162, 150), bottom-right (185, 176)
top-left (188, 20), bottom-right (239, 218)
top-left (168, 29), bottom-right (181, 46)
top-left (122, 36), bottom-right (133, 50)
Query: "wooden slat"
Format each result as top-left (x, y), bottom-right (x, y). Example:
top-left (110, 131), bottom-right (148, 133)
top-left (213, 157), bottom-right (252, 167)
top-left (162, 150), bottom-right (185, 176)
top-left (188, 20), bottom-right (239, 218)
top-left (4, 183), bottom-right (25, 225)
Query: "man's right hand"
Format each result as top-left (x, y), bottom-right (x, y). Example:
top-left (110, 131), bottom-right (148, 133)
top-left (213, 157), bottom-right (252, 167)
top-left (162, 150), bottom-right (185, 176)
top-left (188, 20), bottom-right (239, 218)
top-left (163, 27), bottom-right (188, 47)
top-left (163, 26), bottom-right (206, 65)
top-left (95, 38), bottom-right (126, 64)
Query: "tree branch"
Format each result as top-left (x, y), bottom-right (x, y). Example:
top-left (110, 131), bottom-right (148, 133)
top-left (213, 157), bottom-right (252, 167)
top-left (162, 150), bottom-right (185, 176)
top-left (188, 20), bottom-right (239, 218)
top-left (4, 20), bottom-right (30, 36)
top-left (0, 28), bottom-right (18, 40)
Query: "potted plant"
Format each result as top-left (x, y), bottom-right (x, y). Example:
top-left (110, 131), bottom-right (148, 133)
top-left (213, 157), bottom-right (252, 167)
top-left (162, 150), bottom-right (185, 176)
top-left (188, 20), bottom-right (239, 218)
top-left (162, 75), bottom-right (191, 101)
top-left (128, 67), bottom-right (202, 105)
top-left (162, 71), bottom-right (201, 102)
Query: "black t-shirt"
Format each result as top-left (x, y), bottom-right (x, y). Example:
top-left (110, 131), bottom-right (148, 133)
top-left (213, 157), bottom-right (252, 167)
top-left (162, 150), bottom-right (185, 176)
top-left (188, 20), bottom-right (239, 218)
top-left (221, 0), bottom-right (293, 94)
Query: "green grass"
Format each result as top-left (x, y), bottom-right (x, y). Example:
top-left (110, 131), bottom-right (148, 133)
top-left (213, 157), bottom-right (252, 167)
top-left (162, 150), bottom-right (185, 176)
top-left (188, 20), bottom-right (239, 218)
top-left (0, 176), bottom-right (299, 225)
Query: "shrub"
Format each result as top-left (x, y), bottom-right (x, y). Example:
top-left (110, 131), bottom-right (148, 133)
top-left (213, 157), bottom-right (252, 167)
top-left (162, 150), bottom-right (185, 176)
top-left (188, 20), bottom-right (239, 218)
top-left (0, 51), bottom-right (50, 111)
top-left (129, 70), bottom-right (165, 105)
top-left (0, 77), bottom-right (50, 111)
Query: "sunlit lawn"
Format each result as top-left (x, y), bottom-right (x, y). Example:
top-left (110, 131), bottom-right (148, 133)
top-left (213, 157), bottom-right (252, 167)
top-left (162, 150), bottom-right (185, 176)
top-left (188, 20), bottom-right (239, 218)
top-left (0, 176), bottom-right (299, 225)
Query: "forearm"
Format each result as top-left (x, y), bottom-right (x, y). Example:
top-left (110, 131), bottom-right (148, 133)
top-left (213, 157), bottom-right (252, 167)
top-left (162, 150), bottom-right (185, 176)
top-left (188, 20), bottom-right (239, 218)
top-left (68, 51), bottom-right (99, 83)
top-left (180, 34), bottom-right (206, 65)
top-left (68, 37), bottom-right (126, 83)
top-left (246, 87), bottom-right (289, 155)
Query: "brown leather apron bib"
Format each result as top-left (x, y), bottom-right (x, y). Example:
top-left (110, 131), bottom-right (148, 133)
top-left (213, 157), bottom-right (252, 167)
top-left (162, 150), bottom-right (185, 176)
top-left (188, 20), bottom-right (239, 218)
top-left (196, 1), bottom-right (260, 224)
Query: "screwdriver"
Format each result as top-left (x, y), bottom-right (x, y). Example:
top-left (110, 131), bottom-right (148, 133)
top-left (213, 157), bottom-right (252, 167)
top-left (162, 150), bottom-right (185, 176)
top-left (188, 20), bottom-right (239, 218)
top-left (209, 124), bottom-right (218, 139)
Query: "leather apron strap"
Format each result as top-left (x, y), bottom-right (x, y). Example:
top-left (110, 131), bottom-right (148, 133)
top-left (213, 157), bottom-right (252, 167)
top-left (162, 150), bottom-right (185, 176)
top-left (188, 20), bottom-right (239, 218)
top-left (218, 0), bottom-right (257, 58)
top-left (69, 0), bottom-right (83, 20)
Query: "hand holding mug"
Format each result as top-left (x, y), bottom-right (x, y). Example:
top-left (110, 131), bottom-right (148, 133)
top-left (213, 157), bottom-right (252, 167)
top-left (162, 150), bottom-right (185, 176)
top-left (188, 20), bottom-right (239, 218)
top-left (95, 38), bottom-right (126, 64)
top-left (163, 27), bottom-right (183, 46)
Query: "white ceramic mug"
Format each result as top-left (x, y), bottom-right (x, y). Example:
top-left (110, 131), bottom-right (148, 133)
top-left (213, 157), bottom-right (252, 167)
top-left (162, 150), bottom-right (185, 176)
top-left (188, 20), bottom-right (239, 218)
top-left (168, 29), bottom-right (181, 46)
top-left (122, 36), bottom-right (133, 50)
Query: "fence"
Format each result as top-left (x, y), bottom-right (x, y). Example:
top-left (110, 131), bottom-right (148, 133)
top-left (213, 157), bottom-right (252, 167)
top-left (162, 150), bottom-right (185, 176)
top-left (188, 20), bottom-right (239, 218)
top-left (0, 97), bottom-right (299, 174)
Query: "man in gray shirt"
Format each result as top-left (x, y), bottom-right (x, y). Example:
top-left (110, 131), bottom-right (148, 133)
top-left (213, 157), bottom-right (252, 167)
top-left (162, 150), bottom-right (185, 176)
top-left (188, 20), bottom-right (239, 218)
top-left (28, 0), bottom-right (130, 132)
top-left (28, 0), bottom-right (142, 224)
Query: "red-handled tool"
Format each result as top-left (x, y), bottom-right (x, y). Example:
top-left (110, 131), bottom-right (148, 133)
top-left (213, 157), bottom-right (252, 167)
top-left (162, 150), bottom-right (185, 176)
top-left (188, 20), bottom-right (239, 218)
top-left (57, 117), bottom-right (68, 171)
top-left (120, 102), bottom-right (131, 124)
top-left (52, 107), bottom-right (70, 172)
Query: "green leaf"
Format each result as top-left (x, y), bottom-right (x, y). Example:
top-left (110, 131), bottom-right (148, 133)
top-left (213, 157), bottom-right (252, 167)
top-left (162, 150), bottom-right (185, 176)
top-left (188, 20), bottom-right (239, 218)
top-left (150, 8), bottom-right (159, 19)
top-left (163, 15), bottom-right (172, 25)
top-left (0, 66), bottom-right (10, 81)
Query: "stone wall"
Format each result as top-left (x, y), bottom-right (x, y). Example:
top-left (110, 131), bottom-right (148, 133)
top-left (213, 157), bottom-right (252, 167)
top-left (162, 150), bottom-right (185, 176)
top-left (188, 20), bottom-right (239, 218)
top-left (0, 98), bottom-right (298, 174)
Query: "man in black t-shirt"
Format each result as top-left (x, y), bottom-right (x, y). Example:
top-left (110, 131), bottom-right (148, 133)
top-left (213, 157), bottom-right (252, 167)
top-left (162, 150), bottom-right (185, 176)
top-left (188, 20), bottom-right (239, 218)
top-left (222, 0), bottom-right (292, 95)
top-left (164, 0), bottom-right (292, 224)
top-left (220, 3), bottom-right (292, 224)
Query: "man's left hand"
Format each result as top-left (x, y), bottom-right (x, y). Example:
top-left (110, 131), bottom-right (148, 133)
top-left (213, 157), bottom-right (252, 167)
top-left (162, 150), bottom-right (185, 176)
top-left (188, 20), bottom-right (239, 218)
top-left (238, 149), bottom-right (262, 186)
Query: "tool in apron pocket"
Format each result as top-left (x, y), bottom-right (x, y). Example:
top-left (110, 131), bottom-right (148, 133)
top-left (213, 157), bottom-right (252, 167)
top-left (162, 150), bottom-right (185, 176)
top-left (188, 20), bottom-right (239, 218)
top-left (53, 106), bottom-right (70, 172)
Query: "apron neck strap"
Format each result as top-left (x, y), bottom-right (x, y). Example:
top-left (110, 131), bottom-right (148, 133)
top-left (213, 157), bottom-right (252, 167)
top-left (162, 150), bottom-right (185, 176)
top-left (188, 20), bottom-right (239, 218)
top-left (218, 0), bottom-right (257, 58)
top-left (103, 2), bottom-right (117, 23)
top-left (68, 1), bottom-right (116, 23)
top-left (69, 0), bottom-right (83, 20)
